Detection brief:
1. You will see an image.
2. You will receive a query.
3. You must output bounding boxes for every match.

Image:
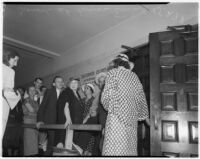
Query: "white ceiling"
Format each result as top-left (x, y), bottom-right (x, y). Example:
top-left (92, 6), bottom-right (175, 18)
top-left (4, 3), bottom-right (198, 87)
top-left (3, 4), bottom-right (148, 55)
top-left (3, 4), bottom-right (170, 86)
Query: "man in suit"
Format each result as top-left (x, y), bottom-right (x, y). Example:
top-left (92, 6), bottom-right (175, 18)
top-left (36, 76), bottom-right (64, 156)
top-left (37, 85), bottom-right (47, 155)
top-left (37, 86), bottom-right (47, 105)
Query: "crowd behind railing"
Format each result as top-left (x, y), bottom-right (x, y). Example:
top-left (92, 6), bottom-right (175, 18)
top-left (3, 48), bottom-right (150, 156)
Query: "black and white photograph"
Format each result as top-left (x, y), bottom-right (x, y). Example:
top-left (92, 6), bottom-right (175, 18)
top-left (1, 1), bottom-right (199, 157)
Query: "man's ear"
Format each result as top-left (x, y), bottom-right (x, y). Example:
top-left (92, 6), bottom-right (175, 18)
top-left (53, 83), bottom-right (55, 86)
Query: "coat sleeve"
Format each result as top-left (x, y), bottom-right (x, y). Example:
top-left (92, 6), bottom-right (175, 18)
top-left (101, 70), bottom-right (118, 112)
top-left (3, 64), bottom-right (15, 89)
top-left (37, 89), bottom-right (50, 122)
top-left (22, 98), bottom-right (29, 115)
top-left (57, 89), bottom-right (71, 124)
top-left (55, 89), bottom-right (71, 145)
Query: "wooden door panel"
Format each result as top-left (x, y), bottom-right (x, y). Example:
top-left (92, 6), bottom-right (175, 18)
top-left (150, 28), bottom-right (198, 157)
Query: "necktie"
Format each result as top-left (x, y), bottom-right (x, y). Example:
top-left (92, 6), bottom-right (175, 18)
top-left (37, 97), bottom-right (40, 105)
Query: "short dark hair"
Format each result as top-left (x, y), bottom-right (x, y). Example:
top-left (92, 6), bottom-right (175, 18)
top-left (3, 48), bottom-right (19, 66)
top-left (112, 58), bottom-right (130, 69)
top-left (68, 78), bottom-right (80, 88)
top-left (34, 77), bottom-right (43, 82)
top-left (69, 78), bottom-right (80, 82)
top-left (40, 85), bottom-right (47, 91)
top-left (53, 76), bottom-right (63, 83)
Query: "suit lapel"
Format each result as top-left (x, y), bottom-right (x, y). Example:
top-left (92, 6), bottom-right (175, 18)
top-left (52, 87), bottom-right (58, 100)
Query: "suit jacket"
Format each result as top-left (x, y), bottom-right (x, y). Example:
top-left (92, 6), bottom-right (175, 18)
top-left (37, 87), bottom-right (58, 124)
top-left (55, 87), bottom-right (83, 145)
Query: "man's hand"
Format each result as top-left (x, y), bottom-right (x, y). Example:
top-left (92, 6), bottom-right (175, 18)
top-left (83, 150), bottom-right (92, 156)
top-left (56, 143), bottom-right (64, 148)
top-left (36, 121), bottom-right (44, 129)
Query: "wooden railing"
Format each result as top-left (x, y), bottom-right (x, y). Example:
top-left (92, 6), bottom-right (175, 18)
top-left (7, 123), bottom-right (102, 131)
top-left (7, 123), bottom-right (102, 156)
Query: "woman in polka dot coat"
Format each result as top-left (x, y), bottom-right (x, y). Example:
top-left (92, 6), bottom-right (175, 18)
top-left (101, 54), bottom-right (149, 156)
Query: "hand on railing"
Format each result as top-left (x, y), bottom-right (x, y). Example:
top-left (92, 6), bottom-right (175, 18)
top-left (36, 121), bottom-right (44, 129)
top-left (56, 143), bottom-right (64, 148)
top-left (83, 150), bottom-right (92, 156)
top-left (64, 120), bottom-right (72, 128)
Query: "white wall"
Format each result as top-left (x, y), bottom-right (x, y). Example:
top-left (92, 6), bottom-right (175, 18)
top-left (20, 3), bottom-right (198, 87)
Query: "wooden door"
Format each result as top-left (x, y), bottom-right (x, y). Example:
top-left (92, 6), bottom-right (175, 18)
top-left (133, 44), bottom-right (150, 156)
top-left (150, 28), bottom-right (198, 157)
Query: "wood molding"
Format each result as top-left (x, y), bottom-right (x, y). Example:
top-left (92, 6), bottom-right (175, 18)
top-left (3, 36), bottom-right (60, 58)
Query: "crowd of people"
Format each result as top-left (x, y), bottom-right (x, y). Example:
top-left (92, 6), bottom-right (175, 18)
top-left (2, 47), bottom-right (149, 156)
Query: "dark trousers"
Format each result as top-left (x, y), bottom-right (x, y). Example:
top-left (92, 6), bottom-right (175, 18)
top-left (44, 130), bottom-right (55, 156)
